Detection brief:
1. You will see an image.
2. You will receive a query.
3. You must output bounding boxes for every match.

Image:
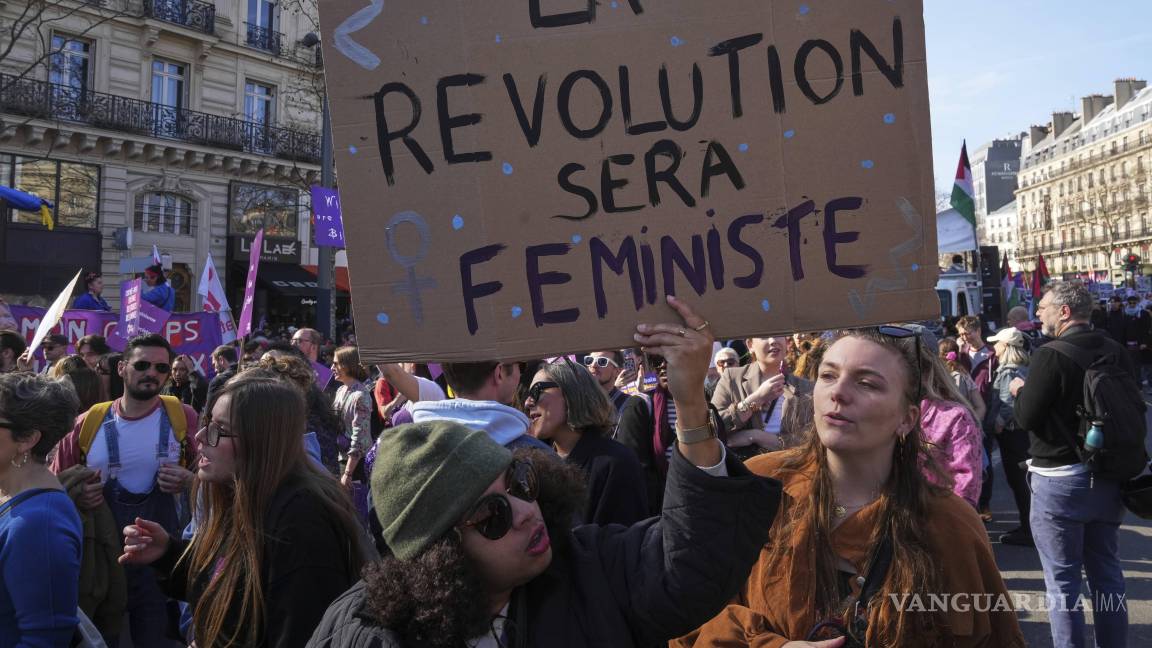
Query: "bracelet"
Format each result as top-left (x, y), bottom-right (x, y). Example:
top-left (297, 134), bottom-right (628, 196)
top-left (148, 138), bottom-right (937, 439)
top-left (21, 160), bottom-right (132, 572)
top-left (677, 414), bottom-right (718, 445)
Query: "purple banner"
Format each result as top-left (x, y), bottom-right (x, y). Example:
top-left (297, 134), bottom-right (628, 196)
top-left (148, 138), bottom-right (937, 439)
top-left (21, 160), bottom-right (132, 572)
top-left (312, 360), bottom-right (333, 390)
top-left (237, 228), bottom-right (264, 338)
top-left (7, 306), bottom-right (223, 377)
top-left (311, 186), bottom-right (345, 248)
top-left (120, 279), bottom-right (170, 337)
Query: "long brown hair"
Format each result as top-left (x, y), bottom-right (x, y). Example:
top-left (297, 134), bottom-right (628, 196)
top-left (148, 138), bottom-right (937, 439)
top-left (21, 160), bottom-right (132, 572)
top-left (764, 328), bottom-right (952, 646)
top-left (182, 370), bottom-right (364, 647)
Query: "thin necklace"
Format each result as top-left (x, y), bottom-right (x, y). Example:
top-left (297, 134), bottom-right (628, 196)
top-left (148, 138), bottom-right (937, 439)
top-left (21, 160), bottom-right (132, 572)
top-left (833, 490), bottom-right (880, 519)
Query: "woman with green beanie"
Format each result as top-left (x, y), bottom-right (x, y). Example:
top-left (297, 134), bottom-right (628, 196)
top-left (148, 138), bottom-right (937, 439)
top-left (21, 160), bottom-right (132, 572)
top-left (307, 296), bottom-right (783, 648)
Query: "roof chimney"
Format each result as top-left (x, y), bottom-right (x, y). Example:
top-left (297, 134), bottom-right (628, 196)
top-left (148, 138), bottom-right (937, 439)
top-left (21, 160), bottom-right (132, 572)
top-left (1081, 94), bottom-right (1114, 124)
top-left (1115, 78), bottom-right (1148, 110)
top-left (1030, 125), bottom-right (1049, 147)
top-left (1051, 112), bottom-right (1075, 138)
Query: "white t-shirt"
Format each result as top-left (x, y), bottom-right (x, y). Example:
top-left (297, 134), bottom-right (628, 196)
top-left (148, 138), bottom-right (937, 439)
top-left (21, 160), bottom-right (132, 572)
top-left (86, 404), bottom-right (183, 493)
top-left (402, 375), bottom-right (448, 412)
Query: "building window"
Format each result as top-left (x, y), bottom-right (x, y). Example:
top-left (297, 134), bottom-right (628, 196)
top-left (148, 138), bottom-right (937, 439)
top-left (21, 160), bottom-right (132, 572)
top-left (49, 34), bottom-right (93, 122)
top-left (229, 182), bottom-right (298, 238)
top-left (246, 0), bottom-right (281, 53)
top-left (0, 154), bottom-right (100, 229)
top-left (151, 59), bottom-right (186, 138)
top-left (135, 192), bottom-right (194, 235)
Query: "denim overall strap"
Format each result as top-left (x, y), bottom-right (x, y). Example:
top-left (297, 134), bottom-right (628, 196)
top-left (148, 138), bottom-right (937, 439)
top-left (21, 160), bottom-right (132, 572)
top-left (156, 406), bottom-right (173, 461)
top-left (101, 407), bottom-right (121, 479)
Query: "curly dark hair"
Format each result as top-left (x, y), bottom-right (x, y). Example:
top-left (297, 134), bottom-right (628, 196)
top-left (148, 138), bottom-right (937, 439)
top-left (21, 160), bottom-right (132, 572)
top-left (360, 448), bottom-right (587, 646)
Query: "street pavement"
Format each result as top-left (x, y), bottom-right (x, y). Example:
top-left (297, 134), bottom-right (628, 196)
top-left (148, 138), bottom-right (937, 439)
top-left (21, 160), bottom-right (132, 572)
top-left (988, 402), bottom-right (1152, 646)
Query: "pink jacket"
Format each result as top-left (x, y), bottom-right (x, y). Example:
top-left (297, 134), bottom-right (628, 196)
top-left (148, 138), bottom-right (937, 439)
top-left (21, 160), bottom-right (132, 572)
top-left (919, 398), bottom-right (983, 508)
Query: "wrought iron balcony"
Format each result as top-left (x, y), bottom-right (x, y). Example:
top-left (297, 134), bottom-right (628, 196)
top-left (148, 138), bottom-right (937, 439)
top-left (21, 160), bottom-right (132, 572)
top-left (245, 23), bottom-right (284, 55)
top-left (143, 0), bottom-right (216, 36)
top-left (0, 73), bottom-right (320, 164)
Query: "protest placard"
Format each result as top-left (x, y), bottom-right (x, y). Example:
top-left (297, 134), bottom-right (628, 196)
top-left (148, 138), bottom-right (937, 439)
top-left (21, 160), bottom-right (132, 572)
top-left (319, 0), bottom-right (939, 362)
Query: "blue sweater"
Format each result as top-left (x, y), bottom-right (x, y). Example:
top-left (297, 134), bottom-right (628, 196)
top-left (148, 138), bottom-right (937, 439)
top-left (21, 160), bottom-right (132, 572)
top-left (143, 283), bottom-right (175, 312)
top-left (0, 489), bottom-right (82, 648)
top-left (71, 293), bottom-right (110, 312)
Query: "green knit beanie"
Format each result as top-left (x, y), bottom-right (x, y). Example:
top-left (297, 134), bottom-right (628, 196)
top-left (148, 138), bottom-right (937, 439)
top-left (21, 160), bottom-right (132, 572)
top-left (371, 420), bottom-right (512, 560)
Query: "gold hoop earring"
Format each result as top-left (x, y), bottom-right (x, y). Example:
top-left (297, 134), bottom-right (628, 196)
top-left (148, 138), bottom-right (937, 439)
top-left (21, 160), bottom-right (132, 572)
top-left (11, 451), bottom-right (30, 469)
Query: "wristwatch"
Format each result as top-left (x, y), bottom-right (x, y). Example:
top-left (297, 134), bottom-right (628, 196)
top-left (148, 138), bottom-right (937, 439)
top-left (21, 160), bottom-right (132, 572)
top-left (737, 400), bottom-right (752, 414)
top-left (677, 412), bottom-right (718, 445)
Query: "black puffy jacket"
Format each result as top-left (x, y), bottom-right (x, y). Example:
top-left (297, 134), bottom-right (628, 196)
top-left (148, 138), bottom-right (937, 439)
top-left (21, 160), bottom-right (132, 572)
top-left (307, 447), bottom-right (781, 648)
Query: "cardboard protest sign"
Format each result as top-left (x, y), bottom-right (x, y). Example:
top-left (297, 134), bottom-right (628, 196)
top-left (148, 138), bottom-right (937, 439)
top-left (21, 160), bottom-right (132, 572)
top-left (319, 0), bottom-right (939, 362)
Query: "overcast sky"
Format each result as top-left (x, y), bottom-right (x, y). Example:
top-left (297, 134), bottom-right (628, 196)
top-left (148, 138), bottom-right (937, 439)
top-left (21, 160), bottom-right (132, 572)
top-left (925, 0), bottom-right (1152, 192)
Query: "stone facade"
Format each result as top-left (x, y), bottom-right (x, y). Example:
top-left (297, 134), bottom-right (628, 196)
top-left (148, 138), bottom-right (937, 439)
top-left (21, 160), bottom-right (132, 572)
top-left (1016, 79), bottom-right (1152, 284)
top-left (0, 0), bottom-right (324, 311)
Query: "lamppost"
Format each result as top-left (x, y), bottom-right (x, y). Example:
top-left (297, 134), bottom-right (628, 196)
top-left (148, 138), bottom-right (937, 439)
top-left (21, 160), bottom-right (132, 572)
top-left (301, 32), bottom-right (335, 341)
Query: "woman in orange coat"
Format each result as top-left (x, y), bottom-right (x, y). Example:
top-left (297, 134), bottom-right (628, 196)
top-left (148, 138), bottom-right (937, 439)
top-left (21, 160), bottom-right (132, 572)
top-left (675, 328), bottom-right (1024, 648)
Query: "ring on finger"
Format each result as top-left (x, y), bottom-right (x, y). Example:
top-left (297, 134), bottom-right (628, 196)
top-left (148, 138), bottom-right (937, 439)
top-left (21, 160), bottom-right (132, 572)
top-left (694, 320), bottom-right (710, 332)
top-left (677, 329), bottom-right (687, 337)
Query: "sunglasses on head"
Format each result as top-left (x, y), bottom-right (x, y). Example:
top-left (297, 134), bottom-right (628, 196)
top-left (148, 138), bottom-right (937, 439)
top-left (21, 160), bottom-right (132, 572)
top-left (877, 325), bottom-right (922, 403)
top-left (131, 360), bottom-right (171, 374)
top-left (527, 381), bottom-right (559, 402)
top-left (461, 460), bottom-right (539, 540)
top-left (582, 356), bottom-right (619, 369)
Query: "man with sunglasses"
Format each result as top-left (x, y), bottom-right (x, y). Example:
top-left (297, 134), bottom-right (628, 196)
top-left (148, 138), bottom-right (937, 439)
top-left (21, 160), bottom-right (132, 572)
top-left (51, 333), bottom-right (199, 646)
top-left (581, 350), bottom-right (636, 417)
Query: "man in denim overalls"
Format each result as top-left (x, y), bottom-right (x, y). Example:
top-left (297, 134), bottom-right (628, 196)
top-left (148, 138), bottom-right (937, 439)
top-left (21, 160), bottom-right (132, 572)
top-left (52, 333), bottom-right (200, 646)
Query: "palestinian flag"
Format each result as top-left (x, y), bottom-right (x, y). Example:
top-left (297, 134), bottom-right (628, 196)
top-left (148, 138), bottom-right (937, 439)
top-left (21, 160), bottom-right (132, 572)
top-left (1031, 253), bottom-right (1050, 300)
top-left (1002, 256), bottom-right (1021, 311)
top-left (951, 142), bottom-right (976, 228)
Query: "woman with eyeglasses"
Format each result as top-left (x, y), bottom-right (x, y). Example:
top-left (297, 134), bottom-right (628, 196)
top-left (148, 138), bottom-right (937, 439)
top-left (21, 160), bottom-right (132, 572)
top-left (524, 359), bottom-right (648, 526)
top-left (0, 373), bottom-right (83, 647)
top-left (675, 327), bottom-right (1024, 648)
top-left (308, 296), bottom-right (782, 648)
top-left (120, 371), bottom-right (367, 648)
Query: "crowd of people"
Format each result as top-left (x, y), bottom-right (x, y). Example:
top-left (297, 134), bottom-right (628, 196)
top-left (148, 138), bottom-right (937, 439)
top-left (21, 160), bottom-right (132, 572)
top-left (0, 283), bottom-right (1147, 647)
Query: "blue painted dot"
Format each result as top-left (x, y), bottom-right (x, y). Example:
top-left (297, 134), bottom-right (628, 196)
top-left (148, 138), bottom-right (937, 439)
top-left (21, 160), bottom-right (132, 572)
top-left (799, 4), bottom-right (810, 15)
top-left (761, 299), bottom-right (771, 312)
top-left (495, 34), bottom-right (502, 43)
top-left (571, 234), bottom-right (582, 245)
top-left (738, 143), bottom-right (750, 152)
top-left (783, 129), bottom-right (796, 139)
top-left (452, 215), bottom-right (464, 230)
top-left (861, 159), bottom-right (875, 169)
top-left (883, 113), bottom-right (897, 124)
top-left (376, 313), bottom-right (390, 325)
top-left (611, 0), bottom-right (618, 7)
top-left (348, 145), bottom-right (358, 154)
top-left (420, 16), bottom-right (428, 25)
top-left (670, 36), bottom-right (683, 47)
top-left (511, 306), bottom-right (523, 319)
top-left (502, 162), bottom-right (514, 175)
top-left (911, 263), bottom-right (921, 272)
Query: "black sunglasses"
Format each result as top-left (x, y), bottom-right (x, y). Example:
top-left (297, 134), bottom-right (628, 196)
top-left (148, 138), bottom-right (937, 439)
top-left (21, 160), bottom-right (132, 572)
top-left (877, 325), bottom-right (922, 403)
top-left (131, 360), bottom-right (171, 374)
top-left (527, 381), bottom-right (559, 403)
top-left (461, 460), bottom-right (539, 541)
top-left (199, 420), bottom-right (240, 447)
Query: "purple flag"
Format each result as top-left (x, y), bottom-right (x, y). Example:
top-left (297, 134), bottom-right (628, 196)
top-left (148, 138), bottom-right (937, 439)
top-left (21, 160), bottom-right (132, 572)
top-left (312, 360), bottom-right (333, 389)
top-left (311, 186), bottom-right (345, 248)
top-left (237, 229), bottom-right (264, 338)
top-left (120, 279), bottom-right (170, 338)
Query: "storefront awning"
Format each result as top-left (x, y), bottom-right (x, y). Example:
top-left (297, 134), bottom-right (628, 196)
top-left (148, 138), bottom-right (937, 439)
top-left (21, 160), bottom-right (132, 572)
top-left (301, 265), bottom-right (350, 293)
top-left (256, 264), bottom-right (323, 297)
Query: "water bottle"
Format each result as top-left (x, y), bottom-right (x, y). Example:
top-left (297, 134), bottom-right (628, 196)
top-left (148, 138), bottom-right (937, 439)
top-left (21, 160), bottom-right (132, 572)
top-left (1085, 420), bottom-right (1105, 451)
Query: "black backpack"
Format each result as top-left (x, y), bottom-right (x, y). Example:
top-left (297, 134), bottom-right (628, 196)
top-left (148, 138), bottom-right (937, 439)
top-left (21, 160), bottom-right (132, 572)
top-left (1047, 339), bottom-right (1150, 482)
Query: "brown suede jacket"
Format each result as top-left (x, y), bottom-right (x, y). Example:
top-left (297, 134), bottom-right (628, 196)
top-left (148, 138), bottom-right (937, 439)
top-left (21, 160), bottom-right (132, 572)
top-left (673, 453), bottom-right (1025, 648)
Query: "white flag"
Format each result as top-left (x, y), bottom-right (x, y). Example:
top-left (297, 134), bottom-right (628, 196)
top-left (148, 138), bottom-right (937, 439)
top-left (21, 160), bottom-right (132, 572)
top-left (198, 255), bottom-right (236, 343)
top-left (152, 244), bottom-right (162, 265)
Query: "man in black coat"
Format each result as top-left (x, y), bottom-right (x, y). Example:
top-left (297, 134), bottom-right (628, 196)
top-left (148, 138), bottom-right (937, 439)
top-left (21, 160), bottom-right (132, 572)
top-left (1011, 282), bottom-right (1134, 647)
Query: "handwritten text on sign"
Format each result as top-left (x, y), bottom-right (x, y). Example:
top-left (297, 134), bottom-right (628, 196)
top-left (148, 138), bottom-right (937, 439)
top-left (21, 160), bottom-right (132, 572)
top-left (319, 1), bottom-right (939, 362)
